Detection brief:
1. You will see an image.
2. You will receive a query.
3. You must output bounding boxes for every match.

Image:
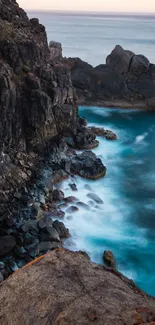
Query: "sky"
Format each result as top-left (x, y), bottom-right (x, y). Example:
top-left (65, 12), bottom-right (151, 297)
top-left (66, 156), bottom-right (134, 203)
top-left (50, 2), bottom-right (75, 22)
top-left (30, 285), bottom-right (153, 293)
top-left (18, 0), bottom-right (155, 13)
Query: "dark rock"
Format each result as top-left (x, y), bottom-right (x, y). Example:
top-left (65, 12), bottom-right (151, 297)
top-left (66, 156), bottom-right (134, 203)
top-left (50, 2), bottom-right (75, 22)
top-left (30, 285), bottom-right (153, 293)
top-left (87, 193), bottom-right (103, 204)
top-left (66, 206), bottom-right (79, 214)
top-left (88, 126), bottom-right (117, 140)
top-left (76, 202), bottom-right (90, 210)
top-left (103, 250), bottom-right (115, 268)
top-left (21, 220), bottom-right (39, 234)
top-left (64, 196), bottom-right (78, 203)
top-left (53, 220), bottom-right (70, 238)
top-left (38, 241), bottom-right (62, 253)
top-left (69, 183), bottom-right (78, 191)
top-left (52, 189), bottom-right (64, 202)
top-left (40, 227), bottom-right (60, 242)
top-left (14, 246), bottom-right (27, 258)
top-left (38, 215), bottom-right (53, 230)
top-left (71, 151), bottom-right (106, 180)
top-left (27, 243), bottom-right (39, 258)
top-left (0, 236), bottom-right (16, 256)
top-left (74, 127), bottom-right (98, 149)
top-left (106, 45), bottom-right (134, 75)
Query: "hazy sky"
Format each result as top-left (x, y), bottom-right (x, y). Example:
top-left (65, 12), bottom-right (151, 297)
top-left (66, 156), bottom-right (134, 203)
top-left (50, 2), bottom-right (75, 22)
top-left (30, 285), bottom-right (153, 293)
top-left (18, 0), bottom-right (155, 13)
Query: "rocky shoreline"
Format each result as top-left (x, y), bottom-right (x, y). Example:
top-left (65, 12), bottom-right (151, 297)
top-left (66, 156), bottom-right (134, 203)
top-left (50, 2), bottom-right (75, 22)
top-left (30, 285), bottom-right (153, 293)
top-left (0, 1), bottom-right (155, 315)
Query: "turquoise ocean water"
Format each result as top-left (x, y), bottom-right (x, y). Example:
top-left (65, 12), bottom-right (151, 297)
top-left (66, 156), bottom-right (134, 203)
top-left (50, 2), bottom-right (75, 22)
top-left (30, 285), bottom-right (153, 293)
top-left (27, 11), bottom-right (155, 295)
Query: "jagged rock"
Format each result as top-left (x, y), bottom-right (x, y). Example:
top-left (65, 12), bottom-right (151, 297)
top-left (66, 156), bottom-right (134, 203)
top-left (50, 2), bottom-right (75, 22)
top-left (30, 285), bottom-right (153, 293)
top-left (103, 250), bottom-right (115, 268)
top-left (0, 235), bottom-right (16, 256)
top-left (53, 220), bottom-right (70, 238)
top-left (106, 45), bottom-right (134, 74)
top-left (87, 193), bottom-right (103, 204)
top-left (71, 151), bottom-right (106, 180)
top-left (0, 249), bottom-right (155, 325)
top-left (88, 126), bottom-right (117, 140)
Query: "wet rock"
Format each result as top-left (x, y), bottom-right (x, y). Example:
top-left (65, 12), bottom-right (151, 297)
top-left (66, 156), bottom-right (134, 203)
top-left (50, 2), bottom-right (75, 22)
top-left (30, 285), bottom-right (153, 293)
top-left (38, 241), bottom-right (62, 253)
top-left (53, 220), bottom-right (70, 238)
top-left (103, 250), bottom-right (115, 268)
top-left (104, 130), bottom-right (117, 140)
top-left (0, 236), bottom-right (16, 256)
top-left (66, 206), bottom-right (79, 214)
top-left (64, 196), bottom-right (78, 203)
top-left (87, 193), bottom-right (103, 204)
top-left (71, 151), bottom-right (106, 180)
top-left (88, 126), bottom-right (117, 140)
top-left (24, 233), bottom-right (38, 247)
top-left (52, 189), bottom-right (64, 202)
top-left (69, 183), bottom-right (78, 191)
top-left (76, 202), bottom-right (90, 210)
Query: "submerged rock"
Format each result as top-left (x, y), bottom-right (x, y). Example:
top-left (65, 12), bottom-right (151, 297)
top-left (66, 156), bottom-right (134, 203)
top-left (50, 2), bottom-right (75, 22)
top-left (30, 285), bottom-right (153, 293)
top-left (0, 249), bottom-right (155, 325)
top-left (66, 206), bottom-right (79, 214)
top-left (87, 193), bottom-right (103, 204)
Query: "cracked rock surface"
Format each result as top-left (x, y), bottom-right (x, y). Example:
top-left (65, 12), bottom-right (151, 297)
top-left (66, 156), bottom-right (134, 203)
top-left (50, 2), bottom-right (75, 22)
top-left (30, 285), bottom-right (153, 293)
top-left (0, 248), bottom-right (155, 325)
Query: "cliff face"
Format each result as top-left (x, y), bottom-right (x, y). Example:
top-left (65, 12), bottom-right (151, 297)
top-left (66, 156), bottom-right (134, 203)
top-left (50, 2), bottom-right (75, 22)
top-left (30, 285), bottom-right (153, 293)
top-left (69, 45), bottom-right (155, 108)
top-left (0, 248), bottom-right (155, 325)
top-left (0, 0), bottom-right (77, 153)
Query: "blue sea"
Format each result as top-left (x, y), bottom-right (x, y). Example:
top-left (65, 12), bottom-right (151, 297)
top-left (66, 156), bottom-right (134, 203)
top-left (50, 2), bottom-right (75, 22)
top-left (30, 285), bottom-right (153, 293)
top-left (28, 11), bottom-right (155, 295)
top-left (28, 11), bottom-right (155, 65)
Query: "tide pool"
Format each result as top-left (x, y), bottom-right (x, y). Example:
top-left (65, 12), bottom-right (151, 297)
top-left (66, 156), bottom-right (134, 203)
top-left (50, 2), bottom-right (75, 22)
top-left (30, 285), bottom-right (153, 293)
top-left (61, 107), bottom-right (155, 296)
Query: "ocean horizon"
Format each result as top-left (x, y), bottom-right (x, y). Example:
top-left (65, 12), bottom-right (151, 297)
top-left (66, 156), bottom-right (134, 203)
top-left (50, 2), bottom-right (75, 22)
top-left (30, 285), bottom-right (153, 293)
top-left (28, 10), bottom-right (155, 66)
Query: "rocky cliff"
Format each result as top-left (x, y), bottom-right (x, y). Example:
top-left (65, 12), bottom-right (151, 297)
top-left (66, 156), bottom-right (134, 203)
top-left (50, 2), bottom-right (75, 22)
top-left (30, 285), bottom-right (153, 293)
top-left (0, 248), bottom-right (155, 325)
top-left (69, 45), bottom-right (155, 108)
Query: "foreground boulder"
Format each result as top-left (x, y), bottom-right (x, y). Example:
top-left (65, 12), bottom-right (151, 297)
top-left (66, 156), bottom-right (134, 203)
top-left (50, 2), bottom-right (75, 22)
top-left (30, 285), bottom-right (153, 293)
top-left (0, 248), bottom-right (155, 325)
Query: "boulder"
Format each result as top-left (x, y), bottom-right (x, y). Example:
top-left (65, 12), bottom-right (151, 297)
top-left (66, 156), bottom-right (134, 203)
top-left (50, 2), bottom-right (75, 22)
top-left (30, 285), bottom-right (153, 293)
top-left (0, 236), bottom-right (16, 256)
top-left (69, 183), bottom-right (78, 191)
top-left (0, 249), bottom-right (155, 325)
top-left (66, 206), bottom-right (79, 214)
top-left (53, 220), bottom-right (70, 238)
top-left (71, 151), bottom-right (106, 180)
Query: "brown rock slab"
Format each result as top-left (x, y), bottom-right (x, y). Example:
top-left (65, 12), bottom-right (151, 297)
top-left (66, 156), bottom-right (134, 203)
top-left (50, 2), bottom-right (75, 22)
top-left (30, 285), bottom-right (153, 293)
top-left (0, 249), bottom-right (155, 325)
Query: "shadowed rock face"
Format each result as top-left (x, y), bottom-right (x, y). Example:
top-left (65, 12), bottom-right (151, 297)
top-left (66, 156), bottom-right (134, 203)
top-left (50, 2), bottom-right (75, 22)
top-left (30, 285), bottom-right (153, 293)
top-left (69, 45), bottom-right (155, 108)
top-left (0, 0), bottom-right (77, 153)
top-left (0, 248), bottom-right (155, 325)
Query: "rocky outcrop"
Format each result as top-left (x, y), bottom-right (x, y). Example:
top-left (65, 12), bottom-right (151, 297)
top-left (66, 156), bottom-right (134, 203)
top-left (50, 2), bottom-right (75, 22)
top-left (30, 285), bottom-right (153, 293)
top-left (0, 248), bottom-right (155, 325)
top-left (68, 45), bottom-right (155, 109)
